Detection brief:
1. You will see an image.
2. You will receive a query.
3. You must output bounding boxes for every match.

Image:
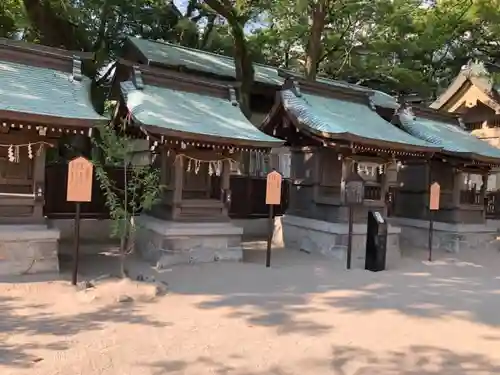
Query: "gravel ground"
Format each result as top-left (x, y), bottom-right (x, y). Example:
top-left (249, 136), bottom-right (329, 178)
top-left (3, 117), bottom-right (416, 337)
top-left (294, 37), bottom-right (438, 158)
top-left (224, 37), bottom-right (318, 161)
top-left (2, 243), bottom-right (500, 375)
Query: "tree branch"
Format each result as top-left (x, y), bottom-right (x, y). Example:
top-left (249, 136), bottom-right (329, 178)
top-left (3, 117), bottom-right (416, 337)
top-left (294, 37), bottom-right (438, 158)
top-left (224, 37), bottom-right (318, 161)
top-left (317, 19), bottom-right (353, 65)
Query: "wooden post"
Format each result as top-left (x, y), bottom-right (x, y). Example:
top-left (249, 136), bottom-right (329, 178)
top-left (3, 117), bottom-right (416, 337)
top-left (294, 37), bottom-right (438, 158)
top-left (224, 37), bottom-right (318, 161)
top-left (340, 158), bottom-right (349, 205)
top-left (221, 158), bottom-right (231, 216)
top-left (347, 205), bottom-right (354, 269)
top-left (481, 172), bottom-right (488, 221)
top-left (160, 147), bottom-right (168, 185)
top-left (32, 144), bottom-right (46, 221)
top-left (429, 182), bottom-right (440, 262)
top-left (265, 170), bottom-right (282, 268)
top-left (380, 167), bottom-right (389, 215)
top-left (66, 157), bottom-right (93, 285)
top-left (72, 202), bottom-right (81, 285)
top-left (452, 168), bottom-right (462, 207)
top-left (172, 154), bottom-right (184, 220)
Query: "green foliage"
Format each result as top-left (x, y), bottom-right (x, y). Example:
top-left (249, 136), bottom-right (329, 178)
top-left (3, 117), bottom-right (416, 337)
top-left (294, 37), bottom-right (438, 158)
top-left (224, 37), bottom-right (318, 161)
top-left (91, 119), bottom-right (163, 275)
top-left (4, 0), bottom-right (500, 100)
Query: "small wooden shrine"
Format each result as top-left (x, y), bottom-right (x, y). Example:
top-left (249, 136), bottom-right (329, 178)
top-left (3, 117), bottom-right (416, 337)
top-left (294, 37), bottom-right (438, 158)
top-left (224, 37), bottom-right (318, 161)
top-left (0, 39), bottom-right (106, 276)
top-left (430, 60), bottom-right (500, 191)
top-left (113, 59), bottom-right (282, 265)
top-left (259, 76), bottom-right (439, 267)
top-left (390, 103), bottom-right (500, 253)
top-left (430, 60), bottom-right (500, 133)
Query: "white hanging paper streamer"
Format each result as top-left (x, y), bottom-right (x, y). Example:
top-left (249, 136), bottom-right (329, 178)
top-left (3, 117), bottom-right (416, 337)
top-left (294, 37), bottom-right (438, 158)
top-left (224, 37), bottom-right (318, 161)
top-left (208, 162), bottom-right (214, 176)
top-left (195, 160), bottom-right (201, 174)
top-left (28, 143), bottom-right (33, 159)
top-left (215, 160), bottom-right (222, 176)
top-left (186, 159), bottom-right (192, 172)
top-left (37, 144), bottom-right (44, 157)
top-left (8, 145), bottom-right (14, 162)
top-left (378, 165), bottom-right (384, 175)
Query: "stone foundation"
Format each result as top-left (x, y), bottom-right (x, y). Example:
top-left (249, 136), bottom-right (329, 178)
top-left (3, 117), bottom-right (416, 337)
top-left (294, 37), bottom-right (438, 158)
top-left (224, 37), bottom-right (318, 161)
top-left (282, 215), bottom-right (401, 269)
top-left (135, 215), bottom-right (243, 267)
top-left (0, 225), bottom-right (60, 277)
top-left (389, 217), bottom-right (498, 254)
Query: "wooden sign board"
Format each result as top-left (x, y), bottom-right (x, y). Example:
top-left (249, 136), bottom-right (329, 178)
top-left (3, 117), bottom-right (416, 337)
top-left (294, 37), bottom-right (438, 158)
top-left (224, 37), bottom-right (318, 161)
top-left (429, 182), bottom-right (440, 211)
top-left (67, 157), bottom-right (93, 202)
top-left (266, 170), bottom-right (282, 205)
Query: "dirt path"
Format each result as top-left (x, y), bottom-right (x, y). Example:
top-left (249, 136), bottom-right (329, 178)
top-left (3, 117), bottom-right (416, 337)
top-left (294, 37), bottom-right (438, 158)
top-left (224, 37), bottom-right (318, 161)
top-left (2, 245), bottom-right (500, 374)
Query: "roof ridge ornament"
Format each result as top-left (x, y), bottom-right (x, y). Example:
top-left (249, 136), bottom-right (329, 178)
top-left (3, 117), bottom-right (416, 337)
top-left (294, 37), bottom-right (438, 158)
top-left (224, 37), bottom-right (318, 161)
top-left (293, 79), bottom-right (302, 97)
top-left (228, 87), bottom-right (238, 106)
top-left (132, 65), bottom-right (144, 90)
top-left (399, 103), bottom-right (416, 120)
top-left (461, 59), bottom-right (490, 79)
top-left (457, 117), bottom-right (466, 130)
top-left (367, 95), bottom-right (376, 110)
top-left (72, 55), bottom-right (82, 81)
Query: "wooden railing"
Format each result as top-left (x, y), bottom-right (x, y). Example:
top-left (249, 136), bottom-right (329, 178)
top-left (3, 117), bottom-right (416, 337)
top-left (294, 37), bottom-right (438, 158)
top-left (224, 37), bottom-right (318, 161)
top-left (364, 185), bottom-right (382, 201)
top-left (460, 190), bottom-right (482, 205)
top-left (486, 191), bottom-right (500, 219)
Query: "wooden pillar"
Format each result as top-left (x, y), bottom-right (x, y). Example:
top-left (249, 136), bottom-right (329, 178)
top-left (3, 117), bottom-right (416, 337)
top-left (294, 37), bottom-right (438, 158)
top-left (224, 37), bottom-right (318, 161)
top-left (312, 148), bottom-right (322, 201)
top-left (172, 154), bottom-right (184, 220)
top-left (481, 172), bottom-right (488, 220)
top-left (32, 144), bottom-right (46, 221)
top-left (452, 168), bottom-right (462, 207)
top-left (221, 157), bottom-right (231, 217)
top-left (340, 158), bottom-right (351, 205)
top-left (160, 147), bottom-right (168, 186)
top-left (380, 166), bottom-right (389, 214)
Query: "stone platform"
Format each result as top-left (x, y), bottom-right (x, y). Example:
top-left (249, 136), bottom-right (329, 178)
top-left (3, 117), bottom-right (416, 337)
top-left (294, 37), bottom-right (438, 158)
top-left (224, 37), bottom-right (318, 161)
top-left (0, 225), bottom-right (60, 277)
top-left (389, 217), bottom-right (498, 253)
top-left (135, 215), bottom-right (244, 267)
top-left (282, 215), bottom-right (401, 269)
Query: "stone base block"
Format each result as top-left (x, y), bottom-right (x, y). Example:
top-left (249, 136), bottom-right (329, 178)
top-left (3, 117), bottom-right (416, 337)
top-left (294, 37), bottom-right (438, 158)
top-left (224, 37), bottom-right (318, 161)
top-left (0, 225), bottom-right (60, 277)
top-left (389, 217), bottom-right (498, 254)
top-left (135, 215), bottom-right (243, 267)
top-left (282, 215), bottom-right (401, 269)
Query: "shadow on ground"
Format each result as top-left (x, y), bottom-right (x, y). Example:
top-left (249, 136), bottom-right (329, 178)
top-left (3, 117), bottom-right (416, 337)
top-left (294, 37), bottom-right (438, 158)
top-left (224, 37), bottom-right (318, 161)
top-left (2, 241), bottom-right (500, 372)
top-left (145, 344), bottom-right (500, 375)
top-left (140, 244), bottom-right (500, 330)
top-left (0, 254), bottom-right (167, 369)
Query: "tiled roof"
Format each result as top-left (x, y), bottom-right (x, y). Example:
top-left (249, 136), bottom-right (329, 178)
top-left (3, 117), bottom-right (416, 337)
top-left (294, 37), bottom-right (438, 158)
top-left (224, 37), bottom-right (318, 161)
top-left (128, 37), bottom-right (283, 86)
top-left (0, 60), bottom-right (105, 121)
top-left (281, 89), bottom-right (437, 151)
top-left (315, 77), bottom-right (400, 109)
top-left (128, 37), bottom-right (402, 109)
top-left (398, 111), bottom-right (500, 161)
top-left (120, 81), bottom-right (282, 146)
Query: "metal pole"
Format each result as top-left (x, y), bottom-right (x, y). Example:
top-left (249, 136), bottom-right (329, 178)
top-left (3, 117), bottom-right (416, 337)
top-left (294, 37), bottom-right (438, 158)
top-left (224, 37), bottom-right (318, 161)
top-left (266, 204), bottom-right (274, 268)
top-left (428, 209), bottom-right (434, 262)
top-left (347, 205), bottom-right (353, 269)
top-left (71, 202), bottom-right (81, 285)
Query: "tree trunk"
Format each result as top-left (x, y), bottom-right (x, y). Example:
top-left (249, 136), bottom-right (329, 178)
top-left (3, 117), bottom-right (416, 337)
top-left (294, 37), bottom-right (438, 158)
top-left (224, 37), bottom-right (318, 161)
top-left (231, 23), bottom-right (254, 119)
top-left (200, 14), bottom-right (216, 49)
top-left (93, 0), bottom-right (112, 52)
top-left (304, 1), bottom-right (328, 81)
top-left (23, 0), bottom-right (90, 50)
top-left (204, 0), bottom-right (254, 119)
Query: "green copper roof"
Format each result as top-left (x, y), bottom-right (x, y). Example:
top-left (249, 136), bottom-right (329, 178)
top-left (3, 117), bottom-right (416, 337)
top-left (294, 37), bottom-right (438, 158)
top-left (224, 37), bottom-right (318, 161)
top-left (398, 112), bottom-right (500, 161)
top-left (315, 77), bottom-right (400, 109)
top-left (129, 37), bottom-right (283, 86)
top-left (0, 60), bottom-right (105, 121)
top-left (120, 81), bottom-right (282, 146)
top-left (281, 89), bottom-right (436, 151)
